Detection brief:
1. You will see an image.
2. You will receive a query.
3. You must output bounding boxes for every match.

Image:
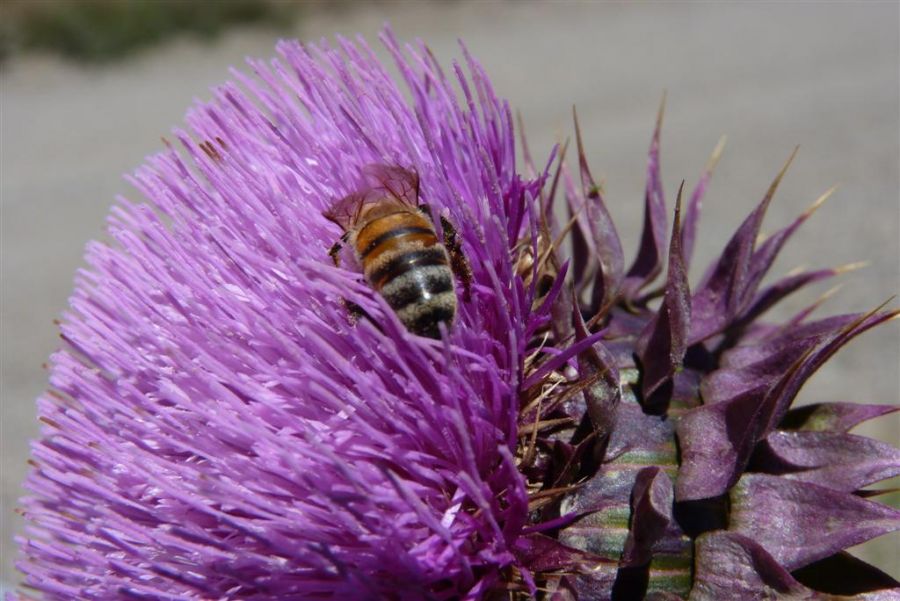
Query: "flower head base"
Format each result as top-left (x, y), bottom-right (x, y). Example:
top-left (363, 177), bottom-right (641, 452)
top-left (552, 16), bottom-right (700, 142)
top-left (16, 31), bottom-right (900, 600)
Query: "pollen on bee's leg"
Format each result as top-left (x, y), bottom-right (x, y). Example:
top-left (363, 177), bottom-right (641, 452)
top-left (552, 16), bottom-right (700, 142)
top-left (341, 298), bottom-right (366, 326)
top-left (328, 242), bottom-right (343, 267)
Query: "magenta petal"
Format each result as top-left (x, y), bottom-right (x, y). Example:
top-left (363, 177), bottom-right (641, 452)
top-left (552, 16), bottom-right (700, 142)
top-left (729, 474), bottom-right (900, 570)
top-left (572, 299), bottom-right (621, 443)
top-left (605, 401), bottom-right (678, 470)
top-left (620, 468), bottom-right (674, 568)
top-left (636, 188), bottom-right (691, 410)
top-left (737, 267), bottom-right (840, 330)
top-left (691, 532), bottom-right (810, 600)
top-left (689, 150), bottom-right (795, 344)
top-left (572, 113), bottom-right (624, 313)
top-left (693, 533), bottom-right (900, 601)
top-left (720, 313), bottom-right (858, 369)
top-left (565, 164), bottom-right (595, 291)
top-left (514, 533), bottom-right (613, 574)
top-left (560, 398), bottom-right (691, 596)
top-left (623, 101), bottom-right (667, 300)
top-left (752, 430), bottom-right (900, 492)
top-left (584, 189), bottom-right (625, 315)
top-left (554, 572), bottom-right (618, 601)
top-left (780, 402), bottom-right (899, 433)
top-left (700, 311), bottom-right (861, 403)
top-left (675, 390), bottom-right (759, 501)
top-left (738, 195), bottom-right (823, 310)
top-left (559, 466), bottom-right (639, 559)
top-left (677, 309), bottom-right (896, 500)
top-left (792, 552), bottom-right (900, 596)
top-left (760, 309), bottom-right (899, 432)
top-left (700, 341), bottom-right (808, 406)
top-left (17, 31), bottom-right (539, 599)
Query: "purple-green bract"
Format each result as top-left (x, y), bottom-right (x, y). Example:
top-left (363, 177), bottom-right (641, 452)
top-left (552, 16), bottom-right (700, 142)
top-left (15, 31), bottom-right (900, 600)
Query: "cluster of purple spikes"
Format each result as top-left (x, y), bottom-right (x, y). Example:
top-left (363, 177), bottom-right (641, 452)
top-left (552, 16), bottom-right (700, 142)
top-left (19, 32), bottom-right (544, 599)
top-left (15, 30), bottom-right (899, 600)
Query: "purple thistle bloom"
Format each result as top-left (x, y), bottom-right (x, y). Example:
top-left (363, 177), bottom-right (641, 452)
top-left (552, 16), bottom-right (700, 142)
top-left (17, 32), bottom-right (545, 599)
top-left (14, 30), bottom-right (900, 601)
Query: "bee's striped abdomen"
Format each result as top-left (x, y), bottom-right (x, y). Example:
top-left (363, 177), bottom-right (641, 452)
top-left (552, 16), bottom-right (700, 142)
top-left (354, 210), bottom-right (457, 338)
top-left (383, 264), bottom-right (456, 338)
top-left (355, 212), bottom-right (435, 260)
top-left (368, 247), bottom-right (449, 288)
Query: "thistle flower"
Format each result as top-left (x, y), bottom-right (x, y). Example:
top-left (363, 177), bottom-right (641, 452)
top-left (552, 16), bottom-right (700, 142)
top-left (15, 31), bottom-right (899, 600)
top-left (519, 105), bottom-right (900, 599)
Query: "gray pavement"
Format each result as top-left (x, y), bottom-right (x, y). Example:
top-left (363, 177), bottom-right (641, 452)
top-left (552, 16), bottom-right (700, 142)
top-left (2, 0), bottom-right (898, 586)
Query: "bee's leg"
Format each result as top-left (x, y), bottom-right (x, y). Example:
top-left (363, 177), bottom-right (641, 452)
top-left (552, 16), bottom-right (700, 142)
top-left (439, 214), bottom-right (473, 303)
top-left (328, 233), bottom-right (365, 325)
top-left (340, 298), bottom-right (385, 336)
top-left (328, 233), bottom-right (349, 267)
top-left (342, 298), bottom-right (365, 325)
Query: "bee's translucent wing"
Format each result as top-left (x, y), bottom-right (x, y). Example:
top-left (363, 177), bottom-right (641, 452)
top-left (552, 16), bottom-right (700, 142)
top-left (324, 165), bottom-right (420, 229)
top-left (363, 164), bottom-right (420, 207)
top-left (323, 191), bottom-right (371, 230)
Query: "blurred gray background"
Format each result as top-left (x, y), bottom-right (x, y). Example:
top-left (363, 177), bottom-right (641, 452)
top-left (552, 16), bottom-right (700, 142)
top-left (2, 0), bottom-right (898, 589)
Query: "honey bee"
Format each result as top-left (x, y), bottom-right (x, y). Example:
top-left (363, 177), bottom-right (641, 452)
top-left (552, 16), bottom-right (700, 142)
top-left (324, 165), bottom-right (471, 339)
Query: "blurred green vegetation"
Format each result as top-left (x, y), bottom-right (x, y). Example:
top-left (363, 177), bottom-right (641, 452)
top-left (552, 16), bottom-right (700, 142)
top-left (0, 0), bottom-right (300, 64)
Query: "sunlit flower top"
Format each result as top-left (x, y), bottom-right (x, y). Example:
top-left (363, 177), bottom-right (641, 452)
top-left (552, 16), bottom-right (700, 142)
top-left (18, 32), bottom-right (549, 599)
